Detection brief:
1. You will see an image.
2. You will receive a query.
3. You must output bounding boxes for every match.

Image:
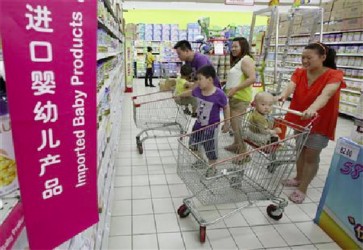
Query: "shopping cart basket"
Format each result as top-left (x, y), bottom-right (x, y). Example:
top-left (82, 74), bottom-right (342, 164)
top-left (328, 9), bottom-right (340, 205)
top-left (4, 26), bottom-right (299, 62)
top-left (176, 107), bottom-right (316, 242)
top-left (132, 91), bottom-right (192, 154)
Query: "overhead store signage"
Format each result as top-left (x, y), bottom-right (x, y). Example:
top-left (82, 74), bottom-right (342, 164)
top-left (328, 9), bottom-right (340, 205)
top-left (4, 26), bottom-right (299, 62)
top-left (0, 0), bottom-right (98, 249)
top-left (225, 0), bottom-right (255, 5)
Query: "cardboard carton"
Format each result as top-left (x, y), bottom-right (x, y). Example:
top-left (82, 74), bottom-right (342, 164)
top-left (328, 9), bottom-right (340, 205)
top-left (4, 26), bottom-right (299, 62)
top-left (159, 79), bottom-right (176, 91)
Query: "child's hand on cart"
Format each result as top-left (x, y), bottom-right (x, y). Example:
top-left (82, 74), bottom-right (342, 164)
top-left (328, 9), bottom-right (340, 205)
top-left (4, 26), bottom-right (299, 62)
top-left (222, 121), bottom-right (231, 133)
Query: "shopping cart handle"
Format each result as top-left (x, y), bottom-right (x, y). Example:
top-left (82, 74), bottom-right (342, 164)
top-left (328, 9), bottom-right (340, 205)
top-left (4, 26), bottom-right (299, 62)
top-left (273, 105), bottom-right (303, 116)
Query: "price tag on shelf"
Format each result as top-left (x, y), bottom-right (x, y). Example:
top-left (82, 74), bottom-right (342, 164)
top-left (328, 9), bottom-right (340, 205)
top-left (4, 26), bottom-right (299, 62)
top-left (335, 140), bottom-right (360, 161)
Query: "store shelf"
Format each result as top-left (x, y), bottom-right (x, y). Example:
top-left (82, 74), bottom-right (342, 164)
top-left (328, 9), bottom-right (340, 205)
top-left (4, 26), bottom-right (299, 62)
top-left (340, 100), bottom-right (358, 106)
top-left (336, 53), bottom-right (363, 57)
top-left (97, 51), bottom-right (122, 61)
top-left (103, 0), bottom-right (118, 23)
top-left (341, 88), bottom-right (361, 94)
top-left (324, 41), bottom-right (363, 45)
top-left (98, 18), bottom-right (123, 42)
top-left (97, 64), bottom-right (122, 105)
top-left (319, 29), bottom-right (363, 35)
top-left (337, 65), bottom-right (363, 70)
top-left (344, 77), bottom-right (363, 82)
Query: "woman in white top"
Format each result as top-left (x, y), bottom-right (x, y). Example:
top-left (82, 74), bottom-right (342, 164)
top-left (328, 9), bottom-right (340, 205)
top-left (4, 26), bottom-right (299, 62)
top-left (224, 37), bottom-right (256, 160)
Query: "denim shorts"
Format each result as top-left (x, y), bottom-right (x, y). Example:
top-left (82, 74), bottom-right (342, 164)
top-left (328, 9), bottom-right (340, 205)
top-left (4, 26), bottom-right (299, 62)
top-left (298, 133), bottom-right (329, 150)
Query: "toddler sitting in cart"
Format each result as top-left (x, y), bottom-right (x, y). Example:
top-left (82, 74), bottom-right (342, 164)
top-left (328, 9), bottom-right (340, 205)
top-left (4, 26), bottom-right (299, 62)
top-left (174, 64), bottom-right (197, 117)
top-left (245, 92), bottom-right (282, 146)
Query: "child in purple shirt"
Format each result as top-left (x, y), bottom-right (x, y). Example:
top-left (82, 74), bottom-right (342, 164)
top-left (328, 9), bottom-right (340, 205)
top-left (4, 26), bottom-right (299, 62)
top-left (177, 65), bottom-right (230, 177)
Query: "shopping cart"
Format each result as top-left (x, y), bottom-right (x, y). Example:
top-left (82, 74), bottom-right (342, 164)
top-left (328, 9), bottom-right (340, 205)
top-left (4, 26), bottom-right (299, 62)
top-left (132, 91), bottom-right (192, 154)
top-left (176, 107), bottom-right (316, 242)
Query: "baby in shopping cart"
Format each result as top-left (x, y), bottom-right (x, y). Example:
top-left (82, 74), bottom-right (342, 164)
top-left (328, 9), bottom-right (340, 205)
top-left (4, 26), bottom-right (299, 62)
top-left (177, 65), bottom-right (230, 177)
top-left (246, 92), bottom-right (282, 146)
top-left (174, 64), bottom-right (197, 117)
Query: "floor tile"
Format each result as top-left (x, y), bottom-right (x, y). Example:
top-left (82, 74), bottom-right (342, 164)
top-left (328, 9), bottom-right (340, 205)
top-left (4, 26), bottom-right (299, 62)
top-left (151, 185), bottom-right (171, 198)
top-left (149, 174), bottom-right (168, 185)
top-left (284, 204), bottom-right (312, 222)
top-left (291, 244), bottom-right (317, 250)
top-left (108, 236), bottom-right (132, 250)
top-left (219, 209), bottom-right (249, 228)
top-left (315, 242), bottom-right (341, 249)
top-left (114, 187), bottom-right (132, 200)
top-left (152, 198), bottom-right (175, 214)
top-left (168, 184), bottom-right (190, 197)
top-left (148, 165), bottom-right (165, 175)
top-left (155, 213), bottom-right (180, 233)
top-left (133, 234), bottom-right (158, 250)
top-left (132, 175), bottom-right (150, 186)
top-left (109, 216), bottom-right (132, 236)
top-left (296, 222), bottom-right (333, 244)
top-left (207, 228), bottom-right (237, 249)
top-left (198, 210), bottom-right (227, 230)
top-left (230, 227), bottom-right (263, 249)
top-left (241, 207), bottom-right (271, 226)
top-left (252, 225), bottom-right (288, 248)
top-left (166, 174), bottom-right (184, 184)
top-left (132, 186), bottom-right (152, 199)
top-left (182, 231), bottom-right (212, 250)
top-left (274, 223), bottom-right (311, 246)
top-left (133, 199), bottom-right (154, 215)
top-left (115, 167), bottom-right (132, 176)
top-left (133, 214), bottom-right (156, 234)
top-left (298, 203), bottom-right (319, 220)
top-left (114, 176), bottom-right (132, 187)
top-left (158, 232), bottom-right (185, 250)
top-left (132, 166), bottom-right (149, 175)
top-left (112, 200), bottom-right (132, 216)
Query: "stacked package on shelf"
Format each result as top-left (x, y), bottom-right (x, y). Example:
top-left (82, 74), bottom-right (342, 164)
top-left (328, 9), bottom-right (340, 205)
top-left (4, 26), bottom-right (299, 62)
top-left (136, 23), bottom-right (145, 40)
top-left (125, 23), bottom-right (137, 40)
top-left (187, 23), bottom-right (202, 42)
top-left (209, 55), bottom-right (230, 81)
top-left (153, 24), bottom-right (162, 41)
top-left (171, 24), bottom-right (180, 41)
top-left (179, 30), bottom-right (188, 41)
top-left (162, 24), bottom-right (171, 41)
top-left (145, 24), bottom-right (153, 41)
top-left (328, 0), bottom-right (362, 32)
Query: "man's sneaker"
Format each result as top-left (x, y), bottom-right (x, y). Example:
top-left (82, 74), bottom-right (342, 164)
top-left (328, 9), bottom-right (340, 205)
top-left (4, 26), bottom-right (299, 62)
top-left (183, 108), bottom-right (192, 115)
top-left (191, 112), bottom-right (197, 118)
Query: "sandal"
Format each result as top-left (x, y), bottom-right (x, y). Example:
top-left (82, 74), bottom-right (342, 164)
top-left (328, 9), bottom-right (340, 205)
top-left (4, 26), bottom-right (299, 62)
top-left (281, 178), bottom-right (301, 187)
top-left (232, 155), bottom-right (251, 165)
top-left (289, 190), bottom-right (306, 204)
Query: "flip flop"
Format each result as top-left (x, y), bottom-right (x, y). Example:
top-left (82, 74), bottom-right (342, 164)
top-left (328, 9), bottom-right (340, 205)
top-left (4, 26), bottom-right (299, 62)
top-left (289, 190), bottom-right (306, 204)
top-left (281, 178), bottom-right (301, 187)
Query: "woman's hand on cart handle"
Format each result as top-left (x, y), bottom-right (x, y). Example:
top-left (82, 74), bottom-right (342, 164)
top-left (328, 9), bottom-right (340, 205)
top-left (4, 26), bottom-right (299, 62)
top-left (222, 121), bottom-right (231, 133)
top-left (301, 108), bottom-right (318, 120)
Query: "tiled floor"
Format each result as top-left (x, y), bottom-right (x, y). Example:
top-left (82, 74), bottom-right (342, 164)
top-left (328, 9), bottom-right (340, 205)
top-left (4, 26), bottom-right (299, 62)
top-left (108, 79), bottom-right (351, 249)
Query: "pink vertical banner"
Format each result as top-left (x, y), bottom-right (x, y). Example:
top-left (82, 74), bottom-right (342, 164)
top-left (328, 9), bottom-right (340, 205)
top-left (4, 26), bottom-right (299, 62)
top-left (0, 0), bottom-right (99, 249)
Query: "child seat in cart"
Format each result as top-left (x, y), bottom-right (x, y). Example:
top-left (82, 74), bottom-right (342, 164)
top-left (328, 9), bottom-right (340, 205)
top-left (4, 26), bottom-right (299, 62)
top-left (132, 91), bottom-right (192, 154)
top-left (176, 107), bottom-right (316, 242)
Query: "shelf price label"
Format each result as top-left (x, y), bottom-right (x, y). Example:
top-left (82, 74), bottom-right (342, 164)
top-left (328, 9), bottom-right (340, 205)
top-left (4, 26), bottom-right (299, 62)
top-left (336, 140), bottom-right (360, 162)
top-left (0, 0), bottom-right (98, 249)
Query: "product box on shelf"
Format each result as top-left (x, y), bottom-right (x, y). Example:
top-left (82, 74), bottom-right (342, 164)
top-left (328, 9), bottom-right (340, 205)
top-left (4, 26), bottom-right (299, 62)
top-left (323, 12), bottom-right (331, 22)
top-left (342, 18), bottom-right (363, 31)
top-left (321, 1), bottom-right (333, 12)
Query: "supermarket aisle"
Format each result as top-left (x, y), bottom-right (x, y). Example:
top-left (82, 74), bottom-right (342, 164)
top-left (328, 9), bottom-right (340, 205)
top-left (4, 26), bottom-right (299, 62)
top-left (108, 79), bottom-right (351, 250)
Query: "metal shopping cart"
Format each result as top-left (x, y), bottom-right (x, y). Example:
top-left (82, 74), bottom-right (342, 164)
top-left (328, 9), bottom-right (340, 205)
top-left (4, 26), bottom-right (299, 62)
top-left (176, 107), bottom-right (316, 242)
top-left (132, 91), bottom-right (192, 154)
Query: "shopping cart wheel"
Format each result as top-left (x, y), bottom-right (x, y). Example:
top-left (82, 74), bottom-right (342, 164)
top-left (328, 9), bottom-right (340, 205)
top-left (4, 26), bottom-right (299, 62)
top-left (137, 142), bottom-right (143, 154)
top-left (177, 204), bottom-right (190, 218)
top-left (200, 226), bottom-right (206, 243)
top-left (266, 204), bottom-right (283, 221)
